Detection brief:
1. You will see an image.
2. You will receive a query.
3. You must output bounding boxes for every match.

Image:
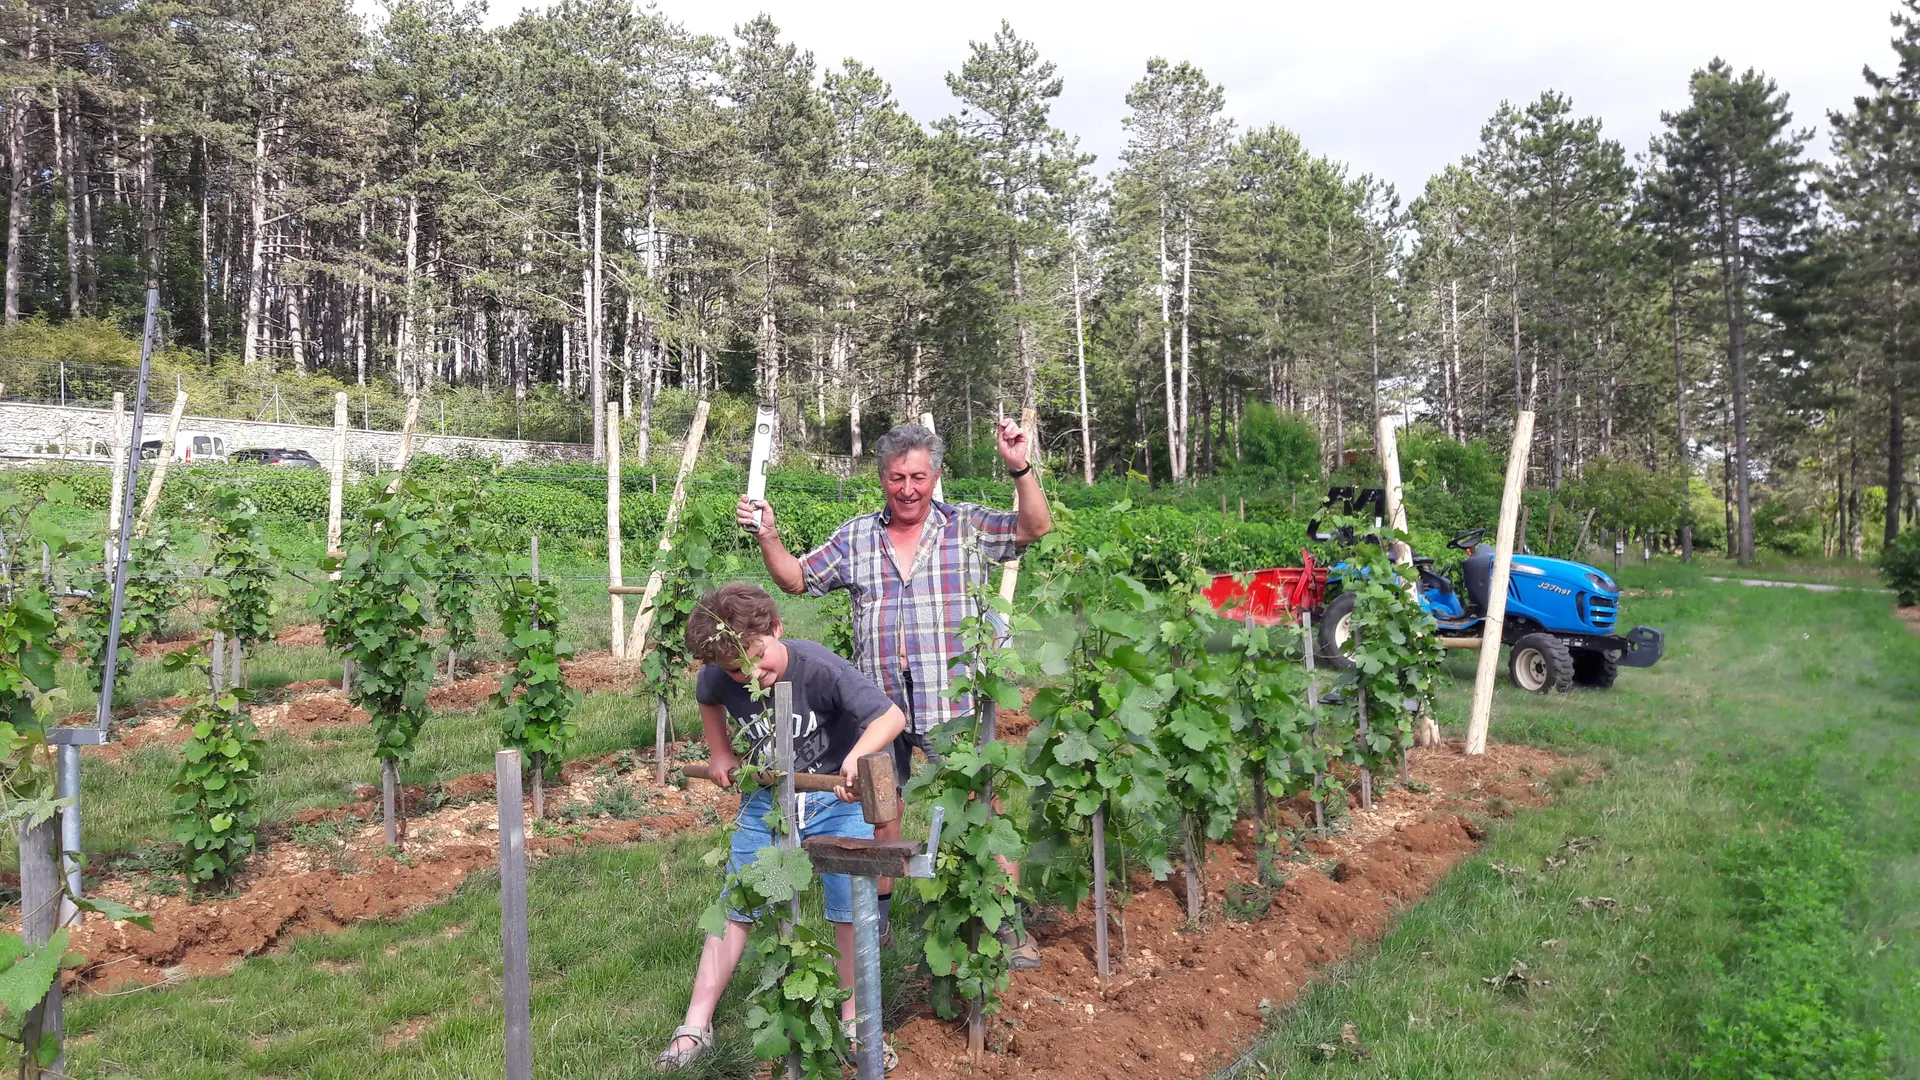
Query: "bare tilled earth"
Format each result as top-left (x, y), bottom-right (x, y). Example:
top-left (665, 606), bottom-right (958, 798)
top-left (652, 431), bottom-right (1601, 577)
top-left (890, 740), bottom-right (1581, 1080)
top-left (62, 745), bottom-right (725, 990)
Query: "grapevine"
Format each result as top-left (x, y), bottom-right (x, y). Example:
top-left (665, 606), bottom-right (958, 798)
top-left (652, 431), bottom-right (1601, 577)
top-left (1333, 523), bottom-right (1445, 783)
top-left (698, 846), bottom-right (850, 1077)
top-left (203, 487), bottom-right (278, 681)
top-left (1222, 597), bottom-right (1314, 882)
top-left (162, 648), bottom-right (265, 892)
top-left (1025, 504), bottom-right (1172, 909)
top-left (71, 524), bottom-right (178, 707)
top-left (1149, 562), bottom-right (1240, 921)
top-left (428, 485), bottom-right (488, 673)
top-left (907, 584), bottom-right (1035, 1024)
top-left (492, 557), bottom-right (580, 812)
top-left (0, 487), bottom-right (151, 1073)
top-left (317, 478), bottom-right (439, 839)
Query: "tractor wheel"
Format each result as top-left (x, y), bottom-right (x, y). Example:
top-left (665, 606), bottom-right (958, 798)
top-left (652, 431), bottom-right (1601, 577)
top-left (1316, 592), bottom-right (1357, 670)
top-left (1572, 648), bottom-right (1618, 689)
top-left (1508, 633), bottom-right (1574, 694)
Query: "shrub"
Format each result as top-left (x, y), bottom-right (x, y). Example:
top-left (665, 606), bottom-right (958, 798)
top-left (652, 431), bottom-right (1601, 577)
top-left (1879, 528), bottom-right (1920, 606)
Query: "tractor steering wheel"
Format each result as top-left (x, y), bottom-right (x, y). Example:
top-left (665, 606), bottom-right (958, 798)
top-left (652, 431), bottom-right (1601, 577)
top-left (1449, 527), bottom-right (1488, 552)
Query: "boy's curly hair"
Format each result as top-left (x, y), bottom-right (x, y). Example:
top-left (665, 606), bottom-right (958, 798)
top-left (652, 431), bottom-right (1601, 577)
top-left (686, 583), bottom-right (782, 665)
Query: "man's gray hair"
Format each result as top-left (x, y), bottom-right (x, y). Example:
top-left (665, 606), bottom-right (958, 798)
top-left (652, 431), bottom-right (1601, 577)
top-left (875, 423), bottom-right (944, 477)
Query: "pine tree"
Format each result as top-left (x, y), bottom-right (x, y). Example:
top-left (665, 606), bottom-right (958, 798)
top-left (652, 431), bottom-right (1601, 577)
top-left (1656, 59), bottom-right (1811, 564)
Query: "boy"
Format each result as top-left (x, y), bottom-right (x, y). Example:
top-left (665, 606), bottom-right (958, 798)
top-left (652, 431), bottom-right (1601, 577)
top-left (655, 583), bottom-right (906, 1071)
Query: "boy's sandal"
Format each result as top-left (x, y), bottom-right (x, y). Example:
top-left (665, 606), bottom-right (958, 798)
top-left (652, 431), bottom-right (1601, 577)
top-left (654, 1024), bottom-right (713, 1070)
top-left (842, 1018), bottom-right (900, 1071)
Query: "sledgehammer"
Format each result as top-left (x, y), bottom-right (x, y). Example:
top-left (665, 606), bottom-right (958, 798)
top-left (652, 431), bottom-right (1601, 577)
top-left (681, 751), bottom-right (900, 825)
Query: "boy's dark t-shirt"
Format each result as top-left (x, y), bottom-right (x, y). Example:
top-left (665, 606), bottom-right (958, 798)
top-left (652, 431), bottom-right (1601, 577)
top-left (696, 638), bottom-right (895, 777)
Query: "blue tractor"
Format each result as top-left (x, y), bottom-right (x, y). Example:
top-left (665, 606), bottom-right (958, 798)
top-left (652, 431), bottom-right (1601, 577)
top-left (1314, 494), bottom-right (1664, 692)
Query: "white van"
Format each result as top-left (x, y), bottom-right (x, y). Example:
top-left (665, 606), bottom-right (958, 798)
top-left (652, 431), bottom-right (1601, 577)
top-left (140, 430), bottom-right (229, 463)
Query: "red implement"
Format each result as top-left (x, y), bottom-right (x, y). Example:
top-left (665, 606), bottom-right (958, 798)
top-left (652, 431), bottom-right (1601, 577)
top-left (1203, 551), bottom-right (1328, 626)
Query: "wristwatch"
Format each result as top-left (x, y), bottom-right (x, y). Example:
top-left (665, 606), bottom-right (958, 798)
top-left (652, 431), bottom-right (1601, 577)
top-left (1008, 463), bottom-right (1032, 478)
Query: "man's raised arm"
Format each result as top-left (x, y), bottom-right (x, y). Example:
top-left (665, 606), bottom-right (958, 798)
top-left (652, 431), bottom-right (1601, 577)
top-left (997, 417), bottom-right (1053, 544)
top-left (737, 495), bottom-right (806, 594)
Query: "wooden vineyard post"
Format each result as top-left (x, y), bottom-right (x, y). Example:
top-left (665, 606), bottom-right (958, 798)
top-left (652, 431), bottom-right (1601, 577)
top-left (384, 396), bottom-right (421, 494)
top-left (773, 680), bottom-right (802, 1080)
top-left (1377, 418), bottom-right (1439, 748)
top-left (919, 412), bottom-right (945, 502)
top-left (105, 392), bottom-right (126, 562)
top-left (656, 697), bottom-right (671, 788)
top-left (1245, 606), bottom-right (1273, 884)
top-left (629, 400), bottom-right (710, 653)
top-left (18, 814), bottom-right (64, 1078)
top-left (495, 750), bottom-right (534, 1080)
top-left (1300, 610), bottom-right (1325, 832)
top-left (967, 697), bottom-right (999, 1065)
top-left (1467, 410), bottom-right (1536, 756)
top-left (375, 400), bottom-right (424, 850)
top-left (606, 402), bottom-right (626, 660)
top-left (134, 390), bottom-right (189, 535)
top-left (329, 392), bottom-right (350, 690)
top-left (998, 407), bottom-right (1039, 604)
top-left (1092, 807), bottom-right (1111, 982)
top-left (1574, 506), bottom-right (1596, 558)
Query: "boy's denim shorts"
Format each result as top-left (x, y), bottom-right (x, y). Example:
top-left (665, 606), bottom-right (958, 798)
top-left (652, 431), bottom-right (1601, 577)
top-left (725, 787), bottom-right (873, 925)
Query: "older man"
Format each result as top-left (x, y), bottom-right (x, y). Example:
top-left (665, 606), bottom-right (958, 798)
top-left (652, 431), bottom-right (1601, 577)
top-left (736, 417), bottom-right (1051, 965)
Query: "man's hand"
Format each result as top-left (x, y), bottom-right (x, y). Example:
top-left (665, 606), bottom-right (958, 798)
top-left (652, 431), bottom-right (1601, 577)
top-left (996, 416), bottom-right (1029, 472)
top-left (736, 494), bottom-right (776, 535)
top-left (707, 747), bottom-right (742, 790)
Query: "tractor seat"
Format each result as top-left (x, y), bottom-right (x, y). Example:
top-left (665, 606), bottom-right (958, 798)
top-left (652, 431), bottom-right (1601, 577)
top-left (1462, 543), bottom-right (1495, 610)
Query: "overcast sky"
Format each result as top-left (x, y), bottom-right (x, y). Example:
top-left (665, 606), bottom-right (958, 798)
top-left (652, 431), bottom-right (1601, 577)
top-left (360, 0), bottom-right (1901, 197)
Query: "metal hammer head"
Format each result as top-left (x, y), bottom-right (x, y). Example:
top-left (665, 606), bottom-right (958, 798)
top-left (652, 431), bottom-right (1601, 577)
top-left (856, 752), bottom-right (899, 826)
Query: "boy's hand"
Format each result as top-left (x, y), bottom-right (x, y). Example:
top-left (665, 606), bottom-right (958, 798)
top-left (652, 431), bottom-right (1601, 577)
top-left (835, 758), bottom-right (861, 803)
top-left (707, 747), bottom-right (742, 789)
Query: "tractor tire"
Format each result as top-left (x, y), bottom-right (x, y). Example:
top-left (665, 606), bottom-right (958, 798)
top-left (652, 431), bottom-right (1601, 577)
top-left (1316, 592), bottom-right (1357, 670)
top-left (1508, 633), bottom-right (1574, 694)
top-left (1572, 648), bottom-right (1618, 689)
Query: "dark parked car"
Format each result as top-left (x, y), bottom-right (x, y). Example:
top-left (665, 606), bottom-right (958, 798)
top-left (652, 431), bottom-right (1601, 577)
top-left (231, 447), bottom-right (323, 468)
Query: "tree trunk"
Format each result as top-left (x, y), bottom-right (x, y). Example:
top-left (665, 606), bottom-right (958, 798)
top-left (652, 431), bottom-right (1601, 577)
top-left (6, 62), bottom-right (31, 325)
top-left (199, 134), bottom-right (214, 361)
top-left (1889, 312), bottom-right (1906, 548)
top-left (1072, 241), bottom-right (1094, 485)
top-left (1671, 271), bottom-right (1688, 468)
top-left (243, 106), bottom-right (271, 366)
top-left (54, 89), bottom-right (80, 319)
top-left (588, 156), bottom-right (607, 462)
top-left (1011, 234), bottom-right (1034, 416)
top-left (1719, 220), bottom-right (1754, 565)
top-left (1159, 211), bottom-right (1180, 481)
top-left (399, 192), bottom-right (420, 392)
top-left (139, 99), bottom-right (158, 290)
top-left (1179, 217), bottom-right (1194, 482)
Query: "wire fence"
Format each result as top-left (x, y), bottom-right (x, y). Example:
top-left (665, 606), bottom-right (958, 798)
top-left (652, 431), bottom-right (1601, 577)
top-left (0, 356), bottom-right (594, 444)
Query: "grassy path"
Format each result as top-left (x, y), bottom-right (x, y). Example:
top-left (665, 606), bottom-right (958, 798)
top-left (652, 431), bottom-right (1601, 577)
top-left (1233, 562), bottom-right (1920, 1078)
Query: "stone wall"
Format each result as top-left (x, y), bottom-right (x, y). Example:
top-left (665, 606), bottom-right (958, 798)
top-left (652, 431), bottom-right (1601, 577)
top-left (0, 402), bottom-right (592, 468)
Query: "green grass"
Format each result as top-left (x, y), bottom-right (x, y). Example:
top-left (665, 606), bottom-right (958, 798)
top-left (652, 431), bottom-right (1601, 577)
top-left (1231, 560), bottom-right (1920, 1078)
top-left (52, 559), bottom-right (1920, 1079)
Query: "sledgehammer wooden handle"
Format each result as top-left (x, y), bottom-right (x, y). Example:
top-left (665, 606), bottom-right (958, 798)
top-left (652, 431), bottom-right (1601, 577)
top-left (681, 751), bottom-right (899, 824)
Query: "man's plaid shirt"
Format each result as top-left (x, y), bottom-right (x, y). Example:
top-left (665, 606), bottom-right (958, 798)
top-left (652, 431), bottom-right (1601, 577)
top-left (799, 500), bottom-right (1022, 734)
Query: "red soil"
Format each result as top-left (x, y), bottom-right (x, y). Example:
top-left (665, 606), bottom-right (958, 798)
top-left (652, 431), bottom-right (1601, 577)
top-left (889, 740), bottom-right (1579, 1080)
